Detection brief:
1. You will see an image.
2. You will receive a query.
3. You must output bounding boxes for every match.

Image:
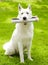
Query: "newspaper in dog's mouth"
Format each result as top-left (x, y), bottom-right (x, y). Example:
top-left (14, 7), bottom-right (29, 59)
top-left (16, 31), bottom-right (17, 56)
top-left (12, 16), bottom-right (39, 23)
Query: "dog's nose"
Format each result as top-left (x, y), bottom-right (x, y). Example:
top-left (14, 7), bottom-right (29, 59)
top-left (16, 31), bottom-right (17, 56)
top-left (23, 17), bottom-right (27, 20)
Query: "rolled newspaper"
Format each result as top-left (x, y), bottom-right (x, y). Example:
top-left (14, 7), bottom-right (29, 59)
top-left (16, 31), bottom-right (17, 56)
top-left (12, 16), bottom-right (39, 23)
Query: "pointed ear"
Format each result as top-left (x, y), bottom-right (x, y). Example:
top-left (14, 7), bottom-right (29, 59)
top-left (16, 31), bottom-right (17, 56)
top-left (18, 4), bottom-right (22, 11)
top-left (28, 4), bottom-right (31, 10)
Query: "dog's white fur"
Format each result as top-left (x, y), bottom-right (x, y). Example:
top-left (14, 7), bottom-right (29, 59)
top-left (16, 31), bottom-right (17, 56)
top-left (3, 4), bottom-right (34, 63)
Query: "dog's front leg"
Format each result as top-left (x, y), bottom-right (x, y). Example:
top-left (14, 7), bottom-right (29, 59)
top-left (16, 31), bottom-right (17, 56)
top-left (27, 41), bottom-right (33, 61)
top-left (18, 42), bottom-right (24, 63)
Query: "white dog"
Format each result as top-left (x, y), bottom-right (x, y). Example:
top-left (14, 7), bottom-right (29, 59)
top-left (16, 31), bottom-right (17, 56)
top-left (3, 4), bottom-right (34, 63)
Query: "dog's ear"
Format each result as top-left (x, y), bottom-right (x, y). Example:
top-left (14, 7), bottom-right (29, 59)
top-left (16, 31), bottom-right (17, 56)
top-left (18, 4), bottom-right (22, 11)
top-left (28, 4), bottom-right (31, 10)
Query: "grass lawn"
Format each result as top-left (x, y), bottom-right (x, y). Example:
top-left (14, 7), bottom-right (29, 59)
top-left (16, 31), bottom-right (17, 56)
top-left (0, 0), bottom-right (48, 65)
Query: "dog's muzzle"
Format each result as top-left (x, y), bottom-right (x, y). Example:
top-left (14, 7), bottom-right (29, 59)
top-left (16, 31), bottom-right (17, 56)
top-left (23, 17), bottom-right (27, 25)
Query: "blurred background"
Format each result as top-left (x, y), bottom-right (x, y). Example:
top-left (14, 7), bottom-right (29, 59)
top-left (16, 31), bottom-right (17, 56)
top-left (0, 0), bottom-right (48, 65)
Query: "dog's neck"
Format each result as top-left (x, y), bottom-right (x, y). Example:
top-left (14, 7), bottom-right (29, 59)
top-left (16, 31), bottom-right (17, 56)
top-left (16, 22), bottom-right (32, 27)
top-left (16, 22), bottom-right (33, 32)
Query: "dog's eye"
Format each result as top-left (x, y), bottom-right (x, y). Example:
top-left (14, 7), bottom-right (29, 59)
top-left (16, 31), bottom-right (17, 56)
top-left (21, 12), bottom-right (23, 14)
top-left (26, 12), bottom-right (29, 14)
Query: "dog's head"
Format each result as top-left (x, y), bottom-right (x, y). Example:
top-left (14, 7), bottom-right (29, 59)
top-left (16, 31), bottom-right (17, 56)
top-left (18, 4), bottom-right (32, 22)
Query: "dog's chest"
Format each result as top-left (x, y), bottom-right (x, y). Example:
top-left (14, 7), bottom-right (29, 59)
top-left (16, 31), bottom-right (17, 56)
top-left (16, 23), bottom-right (34, 40)
top-left (20, 29), bottom-right (32, 39)
top-left (18, 25), bottom-right (32, 36)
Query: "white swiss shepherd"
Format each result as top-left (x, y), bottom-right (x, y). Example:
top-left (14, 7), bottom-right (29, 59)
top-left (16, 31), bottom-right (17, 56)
top-left (3, 4), bottom-right (34, 63)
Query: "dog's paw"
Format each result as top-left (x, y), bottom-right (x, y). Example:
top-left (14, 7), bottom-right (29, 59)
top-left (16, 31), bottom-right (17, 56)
top-left (21, 61), bottom-right (24, 63)
top-left (28, 57), bottom-right (33, 61)
top-left (20, 61), bottom-right (24, 63)
top-left (20, 60), bottom-right (24, 63)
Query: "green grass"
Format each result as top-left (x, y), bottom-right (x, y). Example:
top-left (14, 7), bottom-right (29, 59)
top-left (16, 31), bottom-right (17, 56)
top-left (0, 0), bottom-right (48, 65)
